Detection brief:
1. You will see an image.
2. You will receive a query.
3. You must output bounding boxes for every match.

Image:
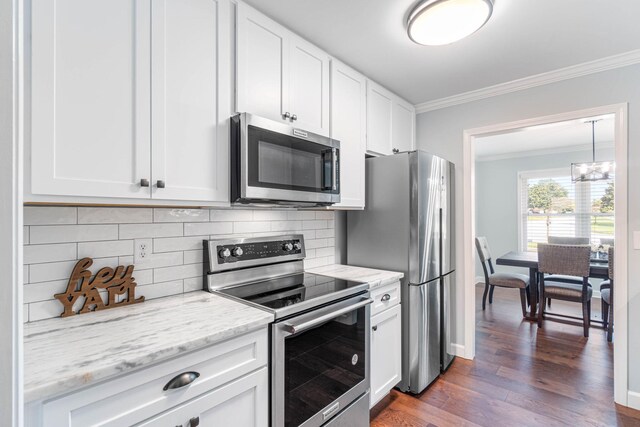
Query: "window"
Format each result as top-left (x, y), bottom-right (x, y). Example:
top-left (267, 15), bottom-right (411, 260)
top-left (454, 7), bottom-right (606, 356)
top-left (518, 168), bottom-right (614, 251)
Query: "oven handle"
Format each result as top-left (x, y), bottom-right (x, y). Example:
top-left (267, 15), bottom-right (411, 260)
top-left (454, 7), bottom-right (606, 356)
top-left (282, 297), bottom-right (372, 335)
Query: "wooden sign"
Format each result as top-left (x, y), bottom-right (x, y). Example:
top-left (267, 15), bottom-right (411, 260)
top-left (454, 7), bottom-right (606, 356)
top-left (54, 257), bottom-right (144, 318)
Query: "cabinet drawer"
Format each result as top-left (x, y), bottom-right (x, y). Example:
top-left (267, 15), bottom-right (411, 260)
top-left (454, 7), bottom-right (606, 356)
top-left (40, 328), bottom-right (268, 427)
top-left (135, 367), bottom-right (268, 427)
top-left (370, 281), bottom-right (401, 316)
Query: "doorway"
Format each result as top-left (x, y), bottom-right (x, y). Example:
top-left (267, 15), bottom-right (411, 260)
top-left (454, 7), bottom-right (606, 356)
top-left (461, 104), bottom-right (628, 405)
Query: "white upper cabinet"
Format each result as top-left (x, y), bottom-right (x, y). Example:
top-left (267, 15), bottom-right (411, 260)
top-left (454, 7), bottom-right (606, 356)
top-left (150, 0), bottom-right (228, 202)
top-left (30, 0), bottom-right (152, 199)
top-left (236, 3), bottom-right (288, 124)
top-left (236, 2), bottom-right (330, 136)
top-left (28, 0), bottom-right (229, 204)
top-left (331, 60), bottom-right (366, 209)
top-left (392, 98), bottom-right (416, 154)
top-left (366, 80), bottom-right (415, 156)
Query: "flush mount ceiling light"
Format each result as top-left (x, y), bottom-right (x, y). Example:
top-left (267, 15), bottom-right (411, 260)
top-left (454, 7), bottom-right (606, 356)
top-left (407, 0), bottom-right (493, 46)
top-left (571, 119), bottom-right (615, 183)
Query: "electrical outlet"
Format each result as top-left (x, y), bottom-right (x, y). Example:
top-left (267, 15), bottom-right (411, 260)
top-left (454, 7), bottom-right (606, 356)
top-left (135, 239), bottom-right (152, 263)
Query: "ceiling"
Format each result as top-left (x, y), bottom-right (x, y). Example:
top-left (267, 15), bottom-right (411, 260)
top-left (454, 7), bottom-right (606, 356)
top-left (475, 115), bottom-right (615, 160)
top-left (241, 0), bottom-right (640, 105)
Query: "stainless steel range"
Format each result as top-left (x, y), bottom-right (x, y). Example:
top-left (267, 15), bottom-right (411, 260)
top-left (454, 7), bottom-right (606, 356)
top-left (204, 235), bottom-right (371, 427)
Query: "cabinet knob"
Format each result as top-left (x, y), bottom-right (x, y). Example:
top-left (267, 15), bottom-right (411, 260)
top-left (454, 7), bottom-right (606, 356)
top-left (140, 178), bottom-right (150, 187)
top-left (291, 114), bottom-right (297, 121)
top-left (372, 325), bottom-right (378, 331)
top-left (156, 180), bottom-right (166, 189)
top-left (392, 148), bottom-right (399, 154)
top-left (381, 293), bottom-right (391, 302)
top-left (283, 112), bottom-right (291, 120)
top-left (189, 417), bottom-right (200, 427)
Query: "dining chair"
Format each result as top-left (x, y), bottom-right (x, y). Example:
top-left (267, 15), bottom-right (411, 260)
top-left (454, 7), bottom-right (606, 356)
top-left (537, 243), bottom-right (593, 337)
top-left (475, 237), bottom-right (530, 317)
top-left (544, 236), bottom-right (592, 308)
top-left (600, 247), bottom-right (614, 342)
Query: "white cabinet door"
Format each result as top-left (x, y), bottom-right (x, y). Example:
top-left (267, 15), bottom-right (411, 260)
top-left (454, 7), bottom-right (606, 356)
top-left (236, 3), bottom-right (289, 124)
top-left (150, 0), bottom-right (228, 202)
top-left (392, 98), bottom-right (415, 153)
top-left (330, 61), bottom-right (366, 209)
top-left (136, 367), bottom-right (268, 427)
top-left (370, 304), bottom-right (402, 408)
top-left (30, 0), bottom-right (151, 198)
top-left (289, 36), bottom-right (330, 135)
top-left (366, 80), bottom-right (393, 156)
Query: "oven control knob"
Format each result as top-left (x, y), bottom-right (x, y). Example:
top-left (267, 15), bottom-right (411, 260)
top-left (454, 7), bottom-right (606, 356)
top-left (232, 247), bottom-right (244, 257)
top-left (219, 248), bottom-right (231, 258)
top-left (293, 242), bottom-right (302, 251)
top-left (283, 242), bottom-right (294, 252)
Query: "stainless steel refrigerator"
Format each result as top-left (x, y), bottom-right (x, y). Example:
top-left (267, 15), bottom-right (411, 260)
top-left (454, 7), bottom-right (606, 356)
top-left (347, 150), bottom-right (455, 394)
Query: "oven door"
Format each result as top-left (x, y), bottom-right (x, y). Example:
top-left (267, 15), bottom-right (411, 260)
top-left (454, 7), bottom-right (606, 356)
top-left (272, 294), bottom-right (371, 427)
top-left (234, 113), bottom-right (340, 205)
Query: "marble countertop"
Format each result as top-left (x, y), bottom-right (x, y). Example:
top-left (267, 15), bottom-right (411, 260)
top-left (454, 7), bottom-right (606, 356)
top-left (23, 291), bottom-right (273, 403)
top-left (308, 264), bottom-right (404, 289)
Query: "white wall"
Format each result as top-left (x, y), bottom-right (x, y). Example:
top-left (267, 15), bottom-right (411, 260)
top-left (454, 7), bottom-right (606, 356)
top-left (475, 147), bottom-right (614, 277)
top-left (416, 63), bottom-right (640, 391)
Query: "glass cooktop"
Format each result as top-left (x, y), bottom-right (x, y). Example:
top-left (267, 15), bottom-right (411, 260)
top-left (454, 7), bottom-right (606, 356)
top-left (216, 273), bottom-right (368, 319)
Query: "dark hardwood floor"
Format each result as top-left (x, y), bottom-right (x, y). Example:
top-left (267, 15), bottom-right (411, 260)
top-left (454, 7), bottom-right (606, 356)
top-left (370, 285), bottom-right (640, 426)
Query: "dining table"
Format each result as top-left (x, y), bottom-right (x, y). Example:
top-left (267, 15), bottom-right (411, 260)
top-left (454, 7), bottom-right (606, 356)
top-left (495, 251), bottom-right (609, 320)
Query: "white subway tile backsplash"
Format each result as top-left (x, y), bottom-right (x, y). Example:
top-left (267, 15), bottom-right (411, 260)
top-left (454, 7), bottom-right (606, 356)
top-left (24, 226), bottom-right (29, 244)
top-left (233, 221), bottom-right (271, 233)
top-left (30, 225), bottom-right (118, 244)
top-left (78, 207), bottom-right (152, 224)
top-left (29, 257), bottom-right (119, 283)
top-left (287, 211), bottom-right (316, 220)
top-left (78, 240), bottom-right (133, 258)
top-left (23, 265), bottom-right (29, 284)
top-left (24, 280), bottom-right (68, 303)
top-left (24, 243), bottom-right (77, 264)
top-left (154, 208), bottom-right (209, 223)
top-left (184, 250), bottom-right (203, 264)
top-left (23, 207), bottom-right (335, 322)
top-left (119, 223), bottom-right (183, 239)
top-left (184, 277), bottom-right (203, 292)
top-left (210, 209), bottom-right (253, 222)
top-left (137, 280), bottom-right (183, 300)
top-left (184, 222), bottom-right (233, 236)
top-left (154, 236), bottom-right (207, 253)
top-left (252, 210), bottom-right (288, 221)
top-left (134, 251), bottom-right (183, 270)
top-left (154, 263), bottom-right (202, 283)
top-left (24, 206), bottom-right (77, 225)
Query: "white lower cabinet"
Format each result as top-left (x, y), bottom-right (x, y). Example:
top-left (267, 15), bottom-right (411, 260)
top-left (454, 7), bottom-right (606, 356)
top-left (370, 288), bottom-right (402, 408)
top-left (136, 367), bottom-right (268, 427)
top-left (26, 329), bottom-right (268, 427)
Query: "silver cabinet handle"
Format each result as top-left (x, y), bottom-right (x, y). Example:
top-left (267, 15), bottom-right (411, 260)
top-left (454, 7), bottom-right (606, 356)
top-left (283, 298), bottom-right (372, 335)
top-left (372, 325), bottom-right (378, 331)
top-left (283, 112), bottom-right (291, 120)
top-left (140, 178), bottom-right (150, 187)
top-left (291, 114), bottom-right (297, 121)
top-left (381, 293), bottom-right (391, 302)
top-left (189, 417), bottom-right (200, 427)
top-left (163, 371), bottom-right (200, 391)
top-left (156, 180), bottom-right (165, 189)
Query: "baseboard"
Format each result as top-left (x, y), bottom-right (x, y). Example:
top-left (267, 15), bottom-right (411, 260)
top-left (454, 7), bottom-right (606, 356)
top-left (627, 391), bottom-right (640, 410)
top-left (475, 276), bottom-right (484, 285)
top-left (451, 343), bottom-right (466, 358)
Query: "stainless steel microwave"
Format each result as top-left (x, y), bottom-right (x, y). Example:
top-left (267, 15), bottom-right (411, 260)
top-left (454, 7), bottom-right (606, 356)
top-left (231, 113), bottom-right (340, 206)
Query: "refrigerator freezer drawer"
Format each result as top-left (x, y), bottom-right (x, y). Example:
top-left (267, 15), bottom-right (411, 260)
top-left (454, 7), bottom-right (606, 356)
top-left (406, 278), bottom-right (440, 394)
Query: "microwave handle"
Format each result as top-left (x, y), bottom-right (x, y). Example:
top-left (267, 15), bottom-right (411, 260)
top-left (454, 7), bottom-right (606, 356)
top-left (331, 148), bottom-right (337, 191)
top-left (282, 297), bottom-right (372, 335)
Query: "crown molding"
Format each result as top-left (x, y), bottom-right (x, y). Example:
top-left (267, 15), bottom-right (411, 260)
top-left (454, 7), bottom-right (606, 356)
top-left (475, 141), bottom-right (615, 162)
top-left (415, 49), bottom-right (640, 114)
